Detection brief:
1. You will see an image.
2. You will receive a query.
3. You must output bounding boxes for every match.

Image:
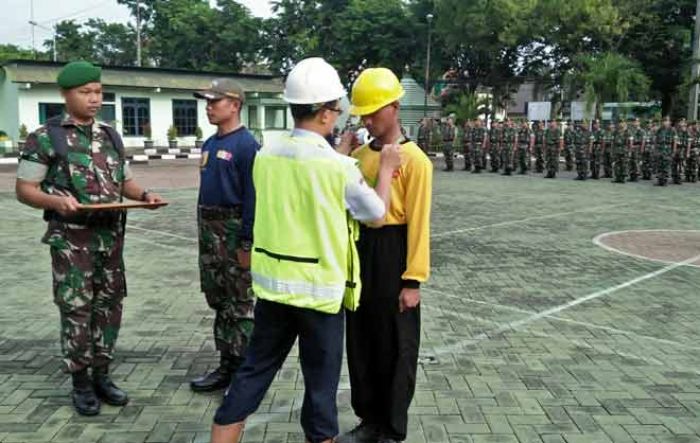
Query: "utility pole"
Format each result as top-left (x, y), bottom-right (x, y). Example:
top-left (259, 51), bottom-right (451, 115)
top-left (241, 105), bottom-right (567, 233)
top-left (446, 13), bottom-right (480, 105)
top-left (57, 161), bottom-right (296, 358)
top-left (688, 0), bottom-right (700, 120)
top-left (136, 0), bottom-right (142, 66)
top-left (28, 20), bottom-right (57, 62)
top-left (423, 13), bottom-right (433, 117)
top-left (30, 0), bottom-right (36, 59)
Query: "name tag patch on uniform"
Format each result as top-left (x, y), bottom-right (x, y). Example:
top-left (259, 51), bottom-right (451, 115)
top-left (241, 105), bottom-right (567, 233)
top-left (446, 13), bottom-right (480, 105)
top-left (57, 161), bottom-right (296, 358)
top-left (216, 150), bottom-right (233, 161)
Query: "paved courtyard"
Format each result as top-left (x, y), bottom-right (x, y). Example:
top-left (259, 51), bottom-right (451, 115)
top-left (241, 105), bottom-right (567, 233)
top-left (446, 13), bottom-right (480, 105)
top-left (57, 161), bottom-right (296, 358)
top-left (1, 160), bottom-right (699, 443)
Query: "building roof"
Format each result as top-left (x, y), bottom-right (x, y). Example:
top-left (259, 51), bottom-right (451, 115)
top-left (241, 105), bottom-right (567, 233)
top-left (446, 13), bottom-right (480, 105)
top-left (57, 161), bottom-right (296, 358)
top-left (399, 74), bottom-right (440, 110)
top-left (1, 60), bottom-right (284, 94)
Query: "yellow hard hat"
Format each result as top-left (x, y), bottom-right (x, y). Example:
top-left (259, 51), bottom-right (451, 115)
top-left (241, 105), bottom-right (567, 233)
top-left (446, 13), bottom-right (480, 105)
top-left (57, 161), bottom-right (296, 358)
top-left (350, 68), bottom-right (405, 116)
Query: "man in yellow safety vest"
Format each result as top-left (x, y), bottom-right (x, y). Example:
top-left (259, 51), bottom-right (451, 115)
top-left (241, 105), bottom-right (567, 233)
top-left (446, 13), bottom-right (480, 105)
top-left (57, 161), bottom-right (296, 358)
top-left (209, 57), bottom-right (402, 443)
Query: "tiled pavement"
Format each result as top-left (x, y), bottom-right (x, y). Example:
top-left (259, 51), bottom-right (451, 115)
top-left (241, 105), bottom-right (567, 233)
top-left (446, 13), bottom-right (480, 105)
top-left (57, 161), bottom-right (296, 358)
top-left (1, 162), bottom-right (699, 443)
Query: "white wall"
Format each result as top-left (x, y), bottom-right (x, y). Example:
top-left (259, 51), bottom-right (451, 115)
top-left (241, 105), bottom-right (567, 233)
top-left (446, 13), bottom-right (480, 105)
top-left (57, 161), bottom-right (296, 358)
top-left (0, 80), bottom-right (20, 142)
top-left (14, 85), bottom-right (293, 149)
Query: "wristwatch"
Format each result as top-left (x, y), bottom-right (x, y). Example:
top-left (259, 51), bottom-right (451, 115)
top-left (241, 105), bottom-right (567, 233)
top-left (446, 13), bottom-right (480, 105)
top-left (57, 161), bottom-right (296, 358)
top-left (140, 189), bottom-right (152, 202)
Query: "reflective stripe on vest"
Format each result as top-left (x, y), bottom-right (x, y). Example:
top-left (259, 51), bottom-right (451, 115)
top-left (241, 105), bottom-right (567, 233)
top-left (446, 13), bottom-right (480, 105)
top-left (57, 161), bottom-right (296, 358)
top-left (251, 132), bottom-right (362, 314)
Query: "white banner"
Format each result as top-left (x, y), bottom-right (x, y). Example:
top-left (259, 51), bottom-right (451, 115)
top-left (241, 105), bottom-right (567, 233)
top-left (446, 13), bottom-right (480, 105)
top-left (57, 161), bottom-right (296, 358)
top-left (527, 102), bottom-right (551, 121)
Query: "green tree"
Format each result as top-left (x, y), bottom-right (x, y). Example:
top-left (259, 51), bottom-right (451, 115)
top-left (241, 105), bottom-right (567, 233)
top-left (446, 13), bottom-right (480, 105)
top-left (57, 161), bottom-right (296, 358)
top-left (50, 20), bottom-right (94, 62)
top-left (615, 0), bottom-right (695, 116)
top-left (566, 52), bottom-right (651, 118)
top-left (445, 92), bottom-right (490, 124)
top-left (0, 44), bottom-right (38, 64)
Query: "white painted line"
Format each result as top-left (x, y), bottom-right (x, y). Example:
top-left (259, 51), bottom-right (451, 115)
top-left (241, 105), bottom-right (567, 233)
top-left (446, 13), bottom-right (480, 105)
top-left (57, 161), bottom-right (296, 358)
top-left (432, 204), bottom-right (617, 238)
top-left (161, 154), bottom-right (176, 160)
top-left (430, 252), bottom-right (700, 356)
top-left (127, 225), bottom-right (197, 242)
top-left (421, 287), bottom-right (700, 351)
top-left (419, 303), bottom-right (683, 369)
top-left (593, 229), bottom-right (700, 269)
top-left (0, 158), bottom-right (18, 165)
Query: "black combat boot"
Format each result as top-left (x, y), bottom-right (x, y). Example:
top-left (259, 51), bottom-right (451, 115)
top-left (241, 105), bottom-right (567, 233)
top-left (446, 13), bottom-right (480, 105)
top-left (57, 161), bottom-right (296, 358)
top-left (93, 366), bottom-right (129, 406)
top-left (72, 368), bottom-right (100, 416)
top-left (190, 352), bottom-right (242, 392)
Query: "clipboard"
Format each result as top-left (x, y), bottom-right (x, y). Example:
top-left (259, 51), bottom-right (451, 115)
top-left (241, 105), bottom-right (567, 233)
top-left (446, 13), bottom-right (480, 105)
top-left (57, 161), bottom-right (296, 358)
top-left (78, 201), bottom-right (169, 211)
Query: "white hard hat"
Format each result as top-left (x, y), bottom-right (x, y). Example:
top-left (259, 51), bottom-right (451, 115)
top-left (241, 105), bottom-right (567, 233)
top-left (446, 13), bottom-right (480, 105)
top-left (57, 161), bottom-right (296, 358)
top-left (283, 57), bottom-right (347, 104)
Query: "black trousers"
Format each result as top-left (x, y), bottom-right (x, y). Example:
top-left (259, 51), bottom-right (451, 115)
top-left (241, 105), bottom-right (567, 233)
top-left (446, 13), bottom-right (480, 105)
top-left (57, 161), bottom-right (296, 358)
top-left (346, 225), bottom-right (420, 441)
top-left (214, 299), bottom-right (344, 443)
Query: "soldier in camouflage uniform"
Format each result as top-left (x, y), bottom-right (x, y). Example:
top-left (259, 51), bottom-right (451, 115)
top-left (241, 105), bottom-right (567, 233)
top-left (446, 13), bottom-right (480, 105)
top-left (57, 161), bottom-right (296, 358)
top-left (612, 120), bottom-right (630, 183)
top-left (416, 118), bottom-right (429, 153)
top-left (501, 119), bottom-right (517, 175)
top-left (641, 120), bottom-right (656, 180)
top-left (655, 117), bottom-right (676, 186)
top-left (544, 120), bottom-right (563, 178)
top-left (489, 120), bottom-right (502, 172)
top-left (517, 119), bottom-right (533, 174)
top-left (191, 79), bottom-right (259, 392)
top-left (461, 120), bottom-right (473, 171)
top-left (563, 119), bottom-right (575, 171)
top-left (471, 119), bottom-right (487, 173)
top-left (589, 119), bottom-right (603, 179)
top-left (429, 118), bottom-right (442, 154)
top-left (685, 121), bottom-right (699, 182)
top-left (533, 121), bottom-right (545, 173)
top-left (602, 121), bottom-right (615, 178)
top-left (15, 62), bottom-right (163, 416)
top-left (673, 118), bottom-right (689, 185)
top-left (442, 117), bottom-right (456, 171)
top-left (573, 120), bottom-right (592, 180)
top-left (628, 117), bottom-right (645, 182)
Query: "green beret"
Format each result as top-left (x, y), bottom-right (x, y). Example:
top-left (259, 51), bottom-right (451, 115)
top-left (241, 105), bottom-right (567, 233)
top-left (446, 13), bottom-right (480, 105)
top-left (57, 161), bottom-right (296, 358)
top-left (57, 61), bottom-right (101, 89)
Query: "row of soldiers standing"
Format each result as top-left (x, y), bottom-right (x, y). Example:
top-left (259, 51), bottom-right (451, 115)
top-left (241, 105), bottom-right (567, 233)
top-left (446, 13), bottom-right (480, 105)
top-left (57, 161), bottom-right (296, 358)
top-left (417, 116), bottom-right (700, 186)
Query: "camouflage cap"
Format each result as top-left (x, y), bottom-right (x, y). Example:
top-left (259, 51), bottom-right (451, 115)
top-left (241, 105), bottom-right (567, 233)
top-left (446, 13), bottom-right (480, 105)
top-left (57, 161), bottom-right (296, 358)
top-left (194, 78), bottom-right (245, 103)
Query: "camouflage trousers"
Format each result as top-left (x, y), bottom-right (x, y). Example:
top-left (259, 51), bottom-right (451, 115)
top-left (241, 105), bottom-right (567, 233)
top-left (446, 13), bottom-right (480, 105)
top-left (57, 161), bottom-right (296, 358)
top-left (671, 153), bottom-right (683, 184)
top-left (628, 149), bottom-right (640, 182)
top-left (199, 206), bottom-right (255, 357)
top-left (442, 141), bottom-right (454, 170)
top-left (656, 151), bottom-right (671, 186)
top-left (534, 145), bottom-right (544, 173)
top-left (473, 145), bottom-right (484, 173)
top-left (501, 145), bottom-right (515, 175)
top-left (51, 242), bottom-right (126, 373)
top-left (462, 143), bottom-right (472, 171)
top-left (603, 151), bottom-right (613, 178)
top-left (590, 147), bottom-right (602, 179)
top-left (545, 146), bottom-right (559, 178)
top-left (641, 150), bottom-right (653, 180)
top-left (685, 149), bottom-right (698, 183)
top-left (516, 145), bottom-right (529, 174)
top-left (613, 151), bottom-right (628, 183)
top-left (575, 146), bottom-right (589, 180)
top-left (564, 145), bottom-right (574, 171)
top-left (490, 147), bottom-right (501, 172)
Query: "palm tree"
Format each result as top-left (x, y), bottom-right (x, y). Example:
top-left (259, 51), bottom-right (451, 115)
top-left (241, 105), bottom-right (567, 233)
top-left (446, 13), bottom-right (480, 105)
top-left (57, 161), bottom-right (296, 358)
top-left (445, 91), bottom-right (491, 125)
top-left (565, 52), bottom-right (651, 119)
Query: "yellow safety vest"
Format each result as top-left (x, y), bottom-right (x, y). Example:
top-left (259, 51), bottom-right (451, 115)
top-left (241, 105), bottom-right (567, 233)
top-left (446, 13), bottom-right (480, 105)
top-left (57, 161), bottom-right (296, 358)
top-left (251, 132), bottom-right (362, 314)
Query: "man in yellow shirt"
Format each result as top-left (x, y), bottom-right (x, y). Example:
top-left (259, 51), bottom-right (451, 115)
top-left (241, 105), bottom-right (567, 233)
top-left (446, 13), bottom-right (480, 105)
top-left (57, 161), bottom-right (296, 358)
top-left (338, 68), bottom-right (433, 443)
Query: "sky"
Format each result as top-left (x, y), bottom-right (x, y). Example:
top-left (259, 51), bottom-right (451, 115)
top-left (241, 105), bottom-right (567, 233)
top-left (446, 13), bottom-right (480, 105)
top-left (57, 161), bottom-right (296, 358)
top-left (1, 0), bottom-right (274, 49)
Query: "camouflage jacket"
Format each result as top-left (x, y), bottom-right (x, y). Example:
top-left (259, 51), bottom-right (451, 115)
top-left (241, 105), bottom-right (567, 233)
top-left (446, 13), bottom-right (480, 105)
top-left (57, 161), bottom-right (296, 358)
top-left (502, 127), bottom-right (517, 145)
top-left (517, 128), bottom-right (532, 146)
top-left (544, 128), bottom-right (562, 148)
top-left (573, 128), bottom-right (592, 147)
top-left (471, 127), bottom-right (487, 144)
top-left (612, 129), bottom-right (630, 154)
top-left (655, 128), bottom-right (677, 151)
top-left (629, 128), bottom-right (646, 148)
top-left (534, 129), bottom-right (545, 147)
top-left (18, 115), bottom-right (129, 251)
